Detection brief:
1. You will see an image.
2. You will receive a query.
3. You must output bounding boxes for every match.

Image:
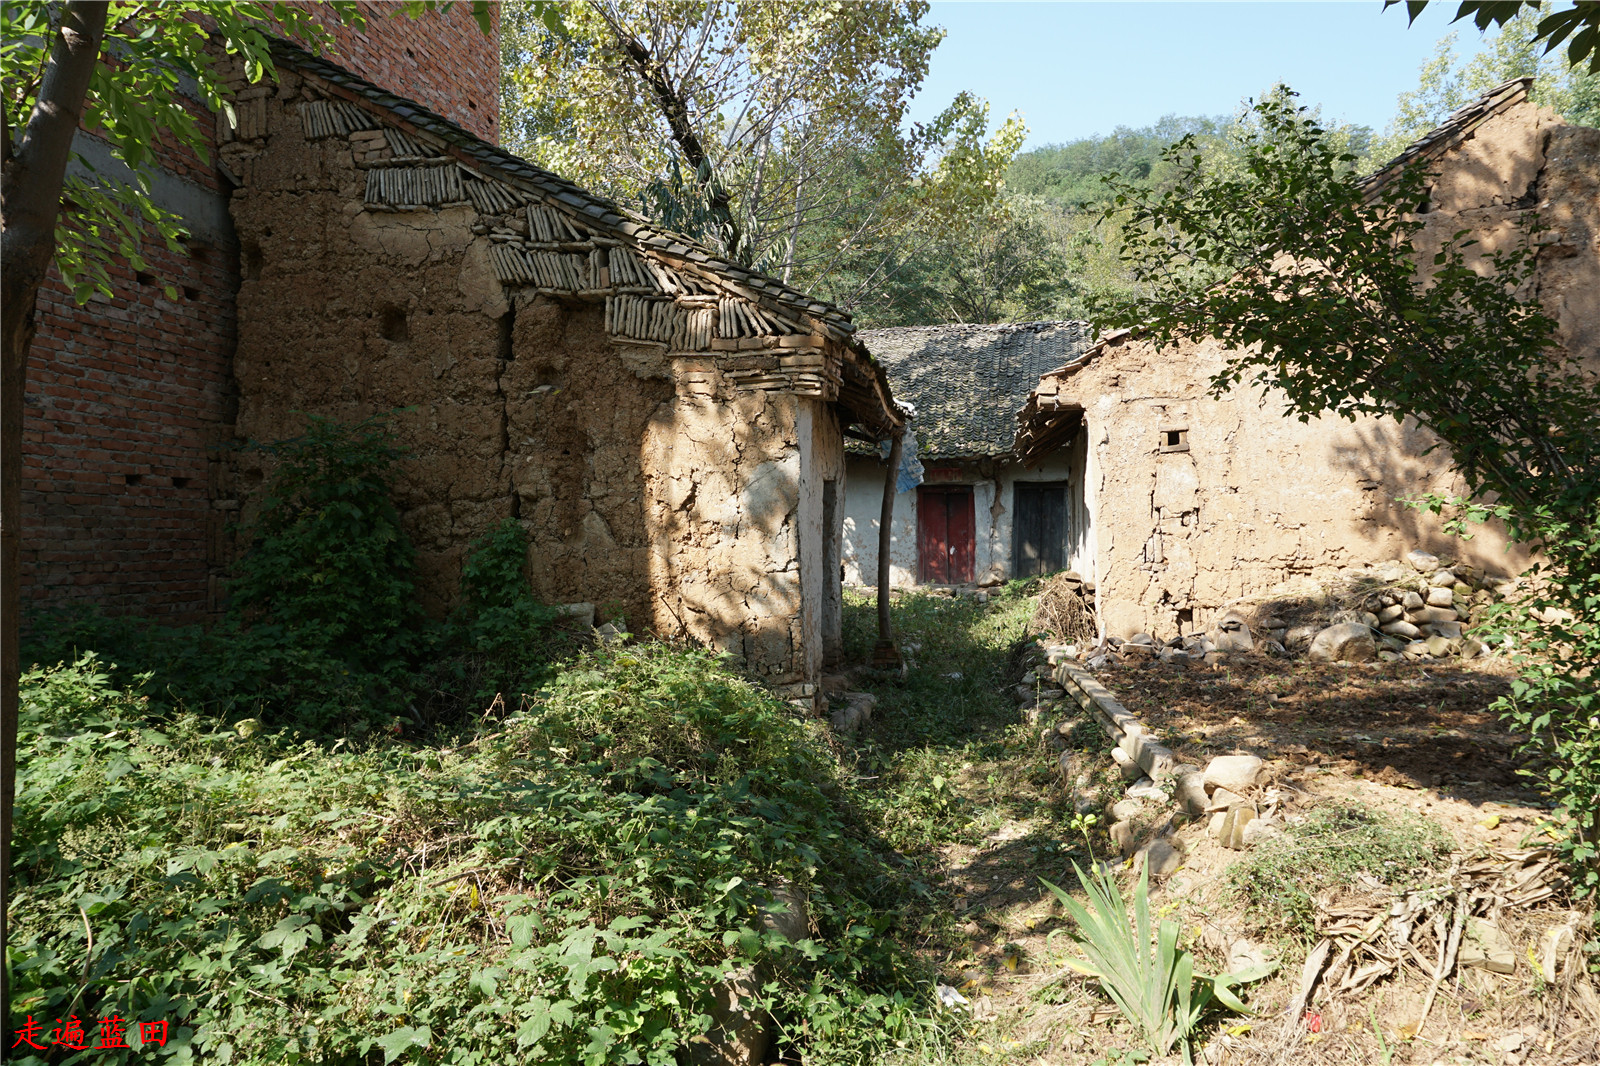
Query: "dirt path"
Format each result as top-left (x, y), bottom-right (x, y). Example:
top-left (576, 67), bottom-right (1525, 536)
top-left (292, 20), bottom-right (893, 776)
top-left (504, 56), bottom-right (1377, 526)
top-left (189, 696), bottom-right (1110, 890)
top-left (844, 592), bottom-right (1598, 1066)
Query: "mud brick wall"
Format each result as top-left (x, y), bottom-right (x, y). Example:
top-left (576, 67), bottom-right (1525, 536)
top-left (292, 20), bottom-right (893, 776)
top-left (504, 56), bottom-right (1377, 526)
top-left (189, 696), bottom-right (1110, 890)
top-left (644, 383), bottom-right (844, 679)
top-left (222, 64), bottom-right (838, 682)
top-left (19, 9), bottom-right (500, 624)
top-left (1056, 102), bottom-right (1599, 640)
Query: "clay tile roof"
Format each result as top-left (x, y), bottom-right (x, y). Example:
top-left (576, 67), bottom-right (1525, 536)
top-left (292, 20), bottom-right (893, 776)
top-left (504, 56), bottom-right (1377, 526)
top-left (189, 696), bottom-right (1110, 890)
top-left (267, 38), bottom-right (859, 339)
top-left (857, 322), bottom-right (1093, 459)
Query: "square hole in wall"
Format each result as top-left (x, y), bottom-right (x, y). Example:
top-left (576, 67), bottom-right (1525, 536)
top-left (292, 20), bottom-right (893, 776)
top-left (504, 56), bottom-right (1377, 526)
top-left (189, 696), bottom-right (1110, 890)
top-left (1159, 425), bottom-right (1190, 453)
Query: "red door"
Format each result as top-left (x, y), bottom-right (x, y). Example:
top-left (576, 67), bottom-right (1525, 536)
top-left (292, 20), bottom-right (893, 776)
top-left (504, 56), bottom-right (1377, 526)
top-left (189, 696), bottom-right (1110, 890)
top-left (917, 486), bottom-right (975, 584)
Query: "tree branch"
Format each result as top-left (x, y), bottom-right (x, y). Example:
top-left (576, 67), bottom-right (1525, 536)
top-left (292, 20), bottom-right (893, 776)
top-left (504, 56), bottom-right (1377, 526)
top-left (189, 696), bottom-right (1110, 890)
top-left (594, 4), bottom-right (742, 258)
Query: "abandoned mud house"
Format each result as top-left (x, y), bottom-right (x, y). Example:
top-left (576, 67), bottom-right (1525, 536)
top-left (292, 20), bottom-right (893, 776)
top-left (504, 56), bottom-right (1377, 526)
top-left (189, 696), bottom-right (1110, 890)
top-left (21, 11), bottom-right (901, 690)
top-left (21, 4), bottom-right (498, 622)
top-left (1014, 79), bottom-right (1600, 640)
top-left (844, 323), bottom-right (1094, 587)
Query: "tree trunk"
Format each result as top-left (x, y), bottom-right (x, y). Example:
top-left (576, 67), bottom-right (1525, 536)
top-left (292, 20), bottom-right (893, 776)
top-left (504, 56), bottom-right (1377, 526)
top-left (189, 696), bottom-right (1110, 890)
top-left (873, 429), bottom-right (903, 667)
top-left (597, 13), bottom-right (744, 260)
top-left (1, 1), bottom-right (109, 1038)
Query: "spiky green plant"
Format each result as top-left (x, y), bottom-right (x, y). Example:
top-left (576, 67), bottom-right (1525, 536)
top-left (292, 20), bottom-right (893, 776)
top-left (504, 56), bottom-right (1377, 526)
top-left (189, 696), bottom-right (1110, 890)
top-left (1043, 862), bottom-right (1274, 1061)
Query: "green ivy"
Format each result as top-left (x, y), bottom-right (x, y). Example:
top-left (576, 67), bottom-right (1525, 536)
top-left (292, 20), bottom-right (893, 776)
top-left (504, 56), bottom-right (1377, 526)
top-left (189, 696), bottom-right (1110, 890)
top-left (431, 518), bottom-right (563, 717)
top-left (230, 413), bottom-right (423, 682)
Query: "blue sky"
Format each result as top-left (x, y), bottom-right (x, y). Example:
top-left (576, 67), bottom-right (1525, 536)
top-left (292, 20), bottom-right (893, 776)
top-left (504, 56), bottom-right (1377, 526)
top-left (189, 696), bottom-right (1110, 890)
top-left (908, 1), bottom-right (1490, 148)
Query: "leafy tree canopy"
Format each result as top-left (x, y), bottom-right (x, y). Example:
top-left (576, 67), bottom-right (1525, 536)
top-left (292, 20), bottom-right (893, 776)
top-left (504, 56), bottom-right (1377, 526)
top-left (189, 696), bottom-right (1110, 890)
top-left (1390, 0), bottom-right (1600, 72)
top-left (499, 0), bottom-right (1025, 312)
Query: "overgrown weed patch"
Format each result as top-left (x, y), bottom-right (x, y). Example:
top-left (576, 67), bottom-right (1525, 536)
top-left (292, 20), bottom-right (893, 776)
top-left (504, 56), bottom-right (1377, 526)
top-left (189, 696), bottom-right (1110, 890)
top-left (1225, 801), bottom-right (1454, 942)
top-left (10, 645), bottom-right (943, 1065)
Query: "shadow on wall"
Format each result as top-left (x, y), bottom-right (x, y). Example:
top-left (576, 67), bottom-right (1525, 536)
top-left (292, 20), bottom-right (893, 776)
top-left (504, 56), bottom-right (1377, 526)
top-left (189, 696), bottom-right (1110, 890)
top-left (1326, 414), bottom-right (1531, 577)
top-left (642, 387), bottom-right (805, 679)
top-left (507, 298), bottom-right (672, 630)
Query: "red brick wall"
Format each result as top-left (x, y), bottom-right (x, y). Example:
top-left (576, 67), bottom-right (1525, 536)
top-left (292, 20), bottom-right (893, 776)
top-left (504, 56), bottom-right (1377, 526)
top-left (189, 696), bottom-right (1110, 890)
top-left (23, 116), bottom-right (240, 624)
top-left (309, 2), bottom-right (500, 143)
top-left (21, 9), bottom-right (500, 624)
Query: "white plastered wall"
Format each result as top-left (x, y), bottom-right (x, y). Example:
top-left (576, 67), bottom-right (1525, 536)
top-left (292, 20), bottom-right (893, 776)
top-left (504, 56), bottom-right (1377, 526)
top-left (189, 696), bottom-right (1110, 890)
top-left (843, 445), bottom-right (1088, 586)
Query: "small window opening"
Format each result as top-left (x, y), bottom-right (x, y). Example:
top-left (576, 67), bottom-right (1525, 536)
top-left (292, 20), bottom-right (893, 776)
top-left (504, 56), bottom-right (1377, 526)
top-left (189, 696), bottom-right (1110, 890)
top-left (182, 286), bottom-right (200, 301)
top-left (124, 474), bottom-right (142, 486)
top-left (1177, 607), bottom-right (1194, 633)
top-left (172, 476), bottom-right (191, 488)
top-left (242, 241), bottom-right (263, 281)
top-left (468, 99), bottom-right (478, 110)
top-left (379, 305), bottom-right (410, 342)
top-left (135, 270), bottom-right (156, 286)
top-left (1159, 425), bottom-right (1190, 453)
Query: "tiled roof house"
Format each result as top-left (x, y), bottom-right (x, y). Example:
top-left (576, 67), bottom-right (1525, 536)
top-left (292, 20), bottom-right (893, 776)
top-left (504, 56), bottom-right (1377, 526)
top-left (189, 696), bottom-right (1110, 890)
top-left (843, 322), bottom-right (1094, 587)
top-left (207, 38), bottom-right (908, 692)
top-left (22, 10), bottom-right (903, 699)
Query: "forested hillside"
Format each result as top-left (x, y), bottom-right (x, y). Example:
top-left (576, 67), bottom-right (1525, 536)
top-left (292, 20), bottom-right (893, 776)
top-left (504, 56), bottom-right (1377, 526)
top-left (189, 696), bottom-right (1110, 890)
top-left (858, 5), bottom-right (1600, 329)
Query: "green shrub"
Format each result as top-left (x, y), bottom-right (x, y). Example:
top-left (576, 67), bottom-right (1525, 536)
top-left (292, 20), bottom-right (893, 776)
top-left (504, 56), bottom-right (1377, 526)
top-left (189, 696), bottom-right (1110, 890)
top-left (8, 646), bottom-right (937, 1065)
top-left (427, 518), bottom-right (563, 719)
top-left (230, 413), bottom-right (422, 670)
top-left (22, 420), bottom-right (575, 736)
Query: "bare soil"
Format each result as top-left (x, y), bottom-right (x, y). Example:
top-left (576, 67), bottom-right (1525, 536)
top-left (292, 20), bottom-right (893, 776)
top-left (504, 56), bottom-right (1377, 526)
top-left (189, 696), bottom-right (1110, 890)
top-left (920, 651), bottom-right (1599, 1066)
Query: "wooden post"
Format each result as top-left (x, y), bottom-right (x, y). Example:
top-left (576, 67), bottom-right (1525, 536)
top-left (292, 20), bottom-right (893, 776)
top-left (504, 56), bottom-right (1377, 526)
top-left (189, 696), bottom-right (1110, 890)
top-left (874, 428), bottom-right (904, 667)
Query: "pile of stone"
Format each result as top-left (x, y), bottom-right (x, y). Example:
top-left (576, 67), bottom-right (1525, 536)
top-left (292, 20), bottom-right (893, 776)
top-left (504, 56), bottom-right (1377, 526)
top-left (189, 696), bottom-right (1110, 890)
top-left (1076, 549), bottom-right (1512, 668)
top-left (1362, 549), bottom-right (1508, 662)
top-left (1097, 754), bottom-right (1294, 876)
top-left (1033, 657), bottom-right (1299, 880)
top-left (820, 673), bottom-right (877, 735)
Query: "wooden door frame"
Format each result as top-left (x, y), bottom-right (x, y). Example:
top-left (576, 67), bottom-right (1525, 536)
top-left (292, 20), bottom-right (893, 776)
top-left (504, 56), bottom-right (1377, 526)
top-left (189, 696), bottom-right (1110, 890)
top-left (1013, 479), bottom-right (1069, 579)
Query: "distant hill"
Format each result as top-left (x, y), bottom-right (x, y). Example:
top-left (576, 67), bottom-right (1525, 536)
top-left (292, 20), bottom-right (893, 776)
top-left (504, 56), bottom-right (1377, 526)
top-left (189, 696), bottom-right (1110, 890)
top-left (1005, 114), bottom-right (1231, 207)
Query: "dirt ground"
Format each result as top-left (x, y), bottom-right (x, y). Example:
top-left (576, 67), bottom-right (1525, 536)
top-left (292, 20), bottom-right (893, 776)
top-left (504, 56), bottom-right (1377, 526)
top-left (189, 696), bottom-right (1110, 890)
top-left (915, 651), bottom-right (1599, 1066)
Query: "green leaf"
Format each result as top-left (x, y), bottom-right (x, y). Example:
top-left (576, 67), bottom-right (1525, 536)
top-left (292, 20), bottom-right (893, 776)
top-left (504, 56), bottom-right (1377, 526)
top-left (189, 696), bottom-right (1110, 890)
top-left (375, 1025), bottom-right (431, 1064)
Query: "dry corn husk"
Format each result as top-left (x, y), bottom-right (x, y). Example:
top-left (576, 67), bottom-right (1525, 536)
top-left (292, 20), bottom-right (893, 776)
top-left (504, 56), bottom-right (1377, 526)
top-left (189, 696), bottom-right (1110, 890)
top-left (1293, 848), bottom-right (1566, 1010)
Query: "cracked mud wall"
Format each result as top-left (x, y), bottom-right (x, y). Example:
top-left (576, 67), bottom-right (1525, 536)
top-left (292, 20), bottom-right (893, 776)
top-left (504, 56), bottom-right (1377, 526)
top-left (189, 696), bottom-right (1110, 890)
top-left (224, 69), bottom-right (833, 683)
top-left (227, 90), bottom-right (513, 617)
top-left (1411, 100), bottom-right (1599, 372)
top-left (642, 375), bottom-right (821, 683)
top-left (504, 296), bottom-right (672, 629)
top-left (1074, 337), bottom-right (1530, 641)
top-left (1065, 102), bottom-right (1596, 640)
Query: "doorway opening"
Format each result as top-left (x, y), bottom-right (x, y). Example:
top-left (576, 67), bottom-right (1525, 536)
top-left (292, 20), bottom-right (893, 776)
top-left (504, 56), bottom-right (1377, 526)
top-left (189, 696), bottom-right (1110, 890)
top-left (1014, 480), bottom-right (1069, 578)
